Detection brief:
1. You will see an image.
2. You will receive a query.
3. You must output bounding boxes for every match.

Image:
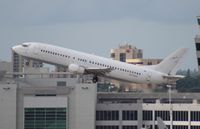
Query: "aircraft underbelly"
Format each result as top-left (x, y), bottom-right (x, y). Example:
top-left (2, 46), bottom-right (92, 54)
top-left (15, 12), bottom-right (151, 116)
top-left (106, 71), bottom-right (141, 83)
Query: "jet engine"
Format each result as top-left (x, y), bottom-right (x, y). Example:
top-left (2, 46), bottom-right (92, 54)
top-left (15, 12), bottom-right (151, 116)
top-left (68, 64), bottom-right (85, 74)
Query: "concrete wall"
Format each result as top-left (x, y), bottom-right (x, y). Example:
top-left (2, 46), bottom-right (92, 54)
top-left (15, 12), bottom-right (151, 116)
top-left (0, 61), bottom-right (12, 73)
top-left (14, 81), bottom-right (97, 129)
top-left (16, 85), bottom-right (71, 129)
top-left (0, 83), bottom-right (17, 129)
top-left (18, 77), bottom-right (78, 87)
top-left (24, 96), bottom-right (68, 108)
top-left (69, 83), bottom-right (97, 129)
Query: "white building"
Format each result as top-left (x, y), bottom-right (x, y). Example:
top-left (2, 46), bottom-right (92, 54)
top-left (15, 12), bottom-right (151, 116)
top-left (0, 73), bottom-right (96, 129)
top-left (110, 44), bottom-right (143, 62)
top-left (1, 73), bottom-right (200, 129)
top-left (96, 93), bottom-right (200, 129)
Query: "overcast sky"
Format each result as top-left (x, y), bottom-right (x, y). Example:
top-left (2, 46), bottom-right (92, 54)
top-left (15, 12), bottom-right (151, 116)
top-left (0, 0), bottom-right (200, 69)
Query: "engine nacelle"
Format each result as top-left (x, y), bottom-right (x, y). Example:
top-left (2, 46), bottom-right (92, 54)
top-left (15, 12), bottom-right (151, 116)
top-left (68, 64), bottom-right (85, 74)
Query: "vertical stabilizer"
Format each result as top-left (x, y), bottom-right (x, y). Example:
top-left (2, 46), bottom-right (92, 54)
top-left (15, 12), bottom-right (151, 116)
top-left (149, 48), bottom-right (188, 75)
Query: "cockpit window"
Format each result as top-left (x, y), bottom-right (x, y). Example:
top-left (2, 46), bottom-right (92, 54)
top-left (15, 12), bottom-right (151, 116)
top-left (22, 44), bottom-right (28, 47)
top-left (22, 43), bottom-right (30, 47)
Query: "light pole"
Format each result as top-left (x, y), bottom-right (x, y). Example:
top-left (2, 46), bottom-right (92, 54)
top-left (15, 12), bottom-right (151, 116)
top-left (167, 84), bottom-right (173, 129)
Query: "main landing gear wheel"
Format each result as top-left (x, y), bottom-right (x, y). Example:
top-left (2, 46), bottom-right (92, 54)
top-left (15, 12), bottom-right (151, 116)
top-left (92, 76), bottom-right (98, 83)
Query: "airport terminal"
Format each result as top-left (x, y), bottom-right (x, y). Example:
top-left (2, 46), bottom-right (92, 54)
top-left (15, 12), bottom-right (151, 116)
top-left (1, 17), bottom-right (200, 129)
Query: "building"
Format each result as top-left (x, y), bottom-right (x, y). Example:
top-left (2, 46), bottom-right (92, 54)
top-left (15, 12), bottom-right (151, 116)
top-left (0, 73), bottom-right (96, 129)
top-left (55, 65), bottom-right (68, 78)
top-left (110, 44), bottom-right (162, 66)
top-left (126, 59), bottom-right (162, 65)
top-left (195, 16), bottom-right (200, 72)
top-left (12, 51), bottom-right (44, 78)
top-left (12, 51), bottom-right (24, 77)
top-left (0, 60), bottom-right (12, 73)
top-left (0, 60), bottom-right (13, 78)
top-left (111, 44), bottom-right (143, 62)
top-left (96, 92), bottom-right (200, 129)
top-left (110, 44), bottom-right (162, 91)
top-left (24, 59), bottom-right (43, 68)
top-left (1, 73), bottom-right (200, 129)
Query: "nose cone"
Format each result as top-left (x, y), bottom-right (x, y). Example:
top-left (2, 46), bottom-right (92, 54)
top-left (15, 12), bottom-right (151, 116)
top-left (12, 45), bottom-right (21, 54)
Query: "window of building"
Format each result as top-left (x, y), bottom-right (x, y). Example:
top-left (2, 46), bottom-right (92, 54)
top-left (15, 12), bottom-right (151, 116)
top-left (122, 110), bottom-right (137, 120)
top-left (96, 126), bottom-right (119, 129)
top-left (191, 126), bottom-right (200, 129)
top-left (111, 53), bottom-right (115, 58)
top-left (24, 108), bottom-right (67, 129)
top-left (197, 58), bottom-right (200, 66)
top-left (155, 125), bottom-right (170, 129)
top-left (191, 111), bottom-right (200, 121)
top-left (155, 111), bottom-right (170, 121)
top-left (147, 62), bottom-right (152, 65)
top-left (70, 74), bottom-right (77, 78)
top-left (143, 99), bottom-right (156, 104)
top-left (142, 125), bottom-right (152, 129)
top-left (196, 43), bottom-right (200, 51)
top-left (143, 110), bottom-right (152, 120)
top-left (198, 18), bottom-right (200, 26)
top-left (96, 110), bottom-right (119, 121)
top-left (35, 94), bottom-right (56, 96)
top-left (119, 53), bottom-right (126, 62)
top-left (173, 111), bottom-right (188, 121)
top-left (57, 81), bottom-right (66, 86)
top-left (173, 125), bottom-right (188, 129)
top-left (122, 126), bottom-right (137, 129)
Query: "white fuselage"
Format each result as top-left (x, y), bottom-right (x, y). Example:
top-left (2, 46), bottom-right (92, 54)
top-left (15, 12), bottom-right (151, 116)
top-left (12, 42), bottom-right (168, 84)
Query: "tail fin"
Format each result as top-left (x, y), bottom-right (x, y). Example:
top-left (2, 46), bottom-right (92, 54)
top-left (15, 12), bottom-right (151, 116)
top-left (149, 48), bottom-right (188, 75)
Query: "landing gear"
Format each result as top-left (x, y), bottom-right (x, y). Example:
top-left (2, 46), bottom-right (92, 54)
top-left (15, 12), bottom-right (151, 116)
top-left (92, 76), bottom-right (98, 83)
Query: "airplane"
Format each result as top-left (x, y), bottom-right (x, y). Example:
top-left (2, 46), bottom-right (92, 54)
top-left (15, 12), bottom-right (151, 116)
top-left (12, 42), bottom-right (188, 84)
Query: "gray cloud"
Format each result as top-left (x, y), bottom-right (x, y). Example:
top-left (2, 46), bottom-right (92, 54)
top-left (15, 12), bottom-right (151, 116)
top-left (0, 0), bottom-right (200, 26)
top-left (0, 0), bottom-right (199, 69)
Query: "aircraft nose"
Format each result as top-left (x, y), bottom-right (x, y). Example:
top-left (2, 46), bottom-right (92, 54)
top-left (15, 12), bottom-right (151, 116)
top-left (12, 46), bottom-right (17, 51)
top-left (12, 45), bottom-right (21, 54)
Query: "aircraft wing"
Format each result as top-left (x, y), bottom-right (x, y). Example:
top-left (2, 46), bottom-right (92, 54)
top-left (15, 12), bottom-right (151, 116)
top-left (84, 67), bottom-right (113, 75)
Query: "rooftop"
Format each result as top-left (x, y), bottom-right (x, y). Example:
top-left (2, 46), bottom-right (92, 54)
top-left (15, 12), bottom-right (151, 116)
top-left (97, 92), bottom-right (200, 104)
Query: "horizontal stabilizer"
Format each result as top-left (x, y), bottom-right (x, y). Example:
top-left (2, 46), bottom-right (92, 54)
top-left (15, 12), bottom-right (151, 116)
top-left (162, 75), bottom-right (185, 79)
top-left (162, 74), bottom-right (185, 84)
